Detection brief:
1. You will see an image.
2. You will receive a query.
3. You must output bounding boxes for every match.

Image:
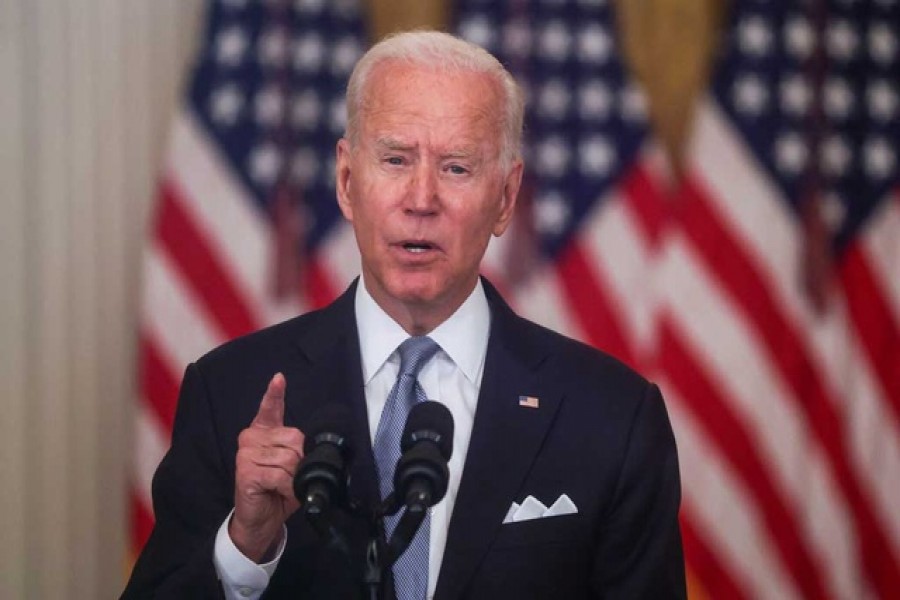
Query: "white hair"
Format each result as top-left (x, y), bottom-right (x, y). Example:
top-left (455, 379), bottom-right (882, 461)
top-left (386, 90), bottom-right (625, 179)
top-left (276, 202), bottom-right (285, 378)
top-left (344, 30), bottom-right (524, 169)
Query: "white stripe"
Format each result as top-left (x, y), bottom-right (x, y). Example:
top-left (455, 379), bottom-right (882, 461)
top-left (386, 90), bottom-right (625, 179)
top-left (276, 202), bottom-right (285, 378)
top-left (511, 264), bottom-right (581, 341)
top-left (142, 243), bottom-right (225, 371)
top-left (482, 215), bottom-right (517, 278)
top-left (581, 186), bottom-right (657, 358)
top-left (846, 200), bottom-right (900, 557)
top-left (860, 191), bottom-right (900, 324)
top-left (167, 110), bottom-right (271, 325)
top-left (688, 98), bottom-right (815, 332)
top-left (664, 383), bottom-right (800, 600)
top-left (841, 312), bottom-right (900, 557)
top-left (133, 402), bottom-right (170, 511)
top-left (639, 139), bottom-right (675, 189)
top-left (660, 234), bottom-right (858, 599)
top-left (317, 219), bottom-right (361, 292)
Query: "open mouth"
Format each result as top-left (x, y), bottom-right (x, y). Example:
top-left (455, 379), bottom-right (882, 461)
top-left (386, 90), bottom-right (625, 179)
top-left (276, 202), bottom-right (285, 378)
top-left (401, 241), bottom-right (436, 253)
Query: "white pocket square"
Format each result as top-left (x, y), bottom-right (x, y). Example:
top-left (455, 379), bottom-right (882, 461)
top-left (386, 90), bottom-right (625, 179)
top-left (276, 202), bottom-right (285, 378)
top-left (502, 494), bottom-right (578, 524)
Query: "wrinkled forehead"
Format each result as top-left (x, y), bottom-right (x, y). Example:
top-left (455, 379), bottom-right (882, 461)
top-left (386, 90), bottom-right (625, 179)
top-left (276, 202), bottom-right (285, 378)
top-left (358, 61), bottom-right (505, 139)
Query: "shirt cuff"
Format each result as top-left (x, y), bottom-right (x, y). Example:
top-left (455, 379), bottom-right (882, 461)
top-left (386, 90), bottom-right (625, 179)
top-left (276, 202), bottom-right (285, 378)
top-left (213, 509), bottom-right (287, 600)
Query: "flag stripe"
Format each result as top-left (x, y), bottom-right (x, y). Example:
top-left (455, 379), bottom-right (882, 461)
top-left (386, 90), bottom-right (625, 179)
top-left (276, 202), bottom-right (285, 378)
top-left (679, 510), bottom-right (748, 600)
top-left (658, 232), bottom-right (861, 598)
top-left (132, 402), bottom-right (169, 513)
top-left (581, 188), bottom-right (658, 366)
top-left (666, 383), bottom-right (799, 598)
top-left (659, 319), bottom-right (831, 600)
top-left (138, 334), bottom-right (181, 433)
top-left (862, 192), bottom-right (900, 322)
top-left (840, 322), bottom-right (900, 555)
top-left (620, 160), bottom-right (668, 245)
top-left (167, 112), bottom-right (273, 317)
top-left (508, 265), bottom-right (580, 340)
top-left (678, 175), bottom-right (900, 596)
top-left (157, 180), bottom-right (260, 340)
top-left (839, 244), bottom-right (900, 427)
top-left (556, 241), bottom-right (636, 368)
top-left (142, 247), bottom-right (225, 370)
top-left (311, 221), bottom-right (360, 307)
top-left (130, 487), bottom-right (155, 555)
top-left (305, 252), bottom-right (342, 311)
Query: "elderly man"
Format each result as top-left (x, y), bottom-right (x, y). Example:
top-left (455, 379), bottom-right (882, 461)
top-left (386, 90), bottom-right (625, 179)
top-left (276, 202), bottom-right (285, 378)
top-left (123, 31), bottom-right (685, 599)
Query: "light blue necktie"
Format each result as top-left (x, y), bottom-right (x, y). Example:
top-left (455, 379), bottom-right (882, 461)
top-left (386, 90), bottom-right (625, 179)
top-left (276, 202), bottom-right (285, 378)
top-left (373, 336), bottom-right (440, 600)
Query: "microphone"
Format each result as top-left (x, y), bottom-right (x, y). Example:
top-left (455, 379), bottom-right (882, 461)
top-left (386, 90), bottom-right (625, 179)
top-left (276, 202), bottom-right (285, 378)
top-left (394, 400), bottom-right (454, 512)
top-left (293, 404), bottom-right (353, 518)
top-left (383, 401), bottom-right (454, 567)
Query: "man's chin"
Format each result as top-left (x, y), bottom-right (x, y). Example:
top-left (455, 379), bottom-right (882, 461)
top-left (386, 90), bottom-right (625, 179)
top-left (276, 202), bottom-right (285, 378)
top-left (374, 270), bottom-right (473, 315)
top-left (389, 285), bottom-right (441, 307)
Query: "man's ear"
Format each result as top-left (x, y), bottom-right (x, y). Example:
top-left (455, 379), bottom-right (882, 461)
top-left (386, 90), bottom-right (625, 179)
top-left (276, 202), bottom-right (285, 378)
top-left (335, 138), bottom-right (354, 221)
top-left (492, 158), bottom-right (524, 237)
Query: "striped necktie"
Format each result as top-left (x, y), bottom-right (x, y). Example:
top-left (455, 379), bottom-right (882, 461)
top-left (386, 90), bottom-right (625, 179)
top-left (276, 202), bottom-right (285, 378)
top-left (373, 336), bottom-right (440, 600)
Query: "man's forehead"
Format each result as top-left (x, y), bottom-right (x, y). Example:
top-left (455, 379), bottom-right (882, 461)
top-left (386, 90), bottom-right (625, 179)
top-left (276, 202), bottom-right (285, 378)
top-left (357, 64), bottom-right (501, 142)
top-left (363, 61), bottom-right (500, 114)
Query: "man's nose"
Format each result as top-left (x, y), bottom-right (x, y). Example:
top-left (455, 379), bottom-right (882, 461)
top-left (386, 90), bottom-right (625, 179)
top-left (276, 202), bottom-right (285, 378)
top-left (405, 164), bottom-right (439, 214)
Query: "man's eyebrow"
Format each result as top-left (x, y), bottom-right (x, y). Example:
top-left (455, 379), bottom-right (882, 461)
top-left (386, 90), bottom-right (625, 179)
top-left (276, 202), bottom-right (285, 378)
top-left (442, 148), bottom-right (478, 159)
top-left (375, 137), bottom-right (414, 151)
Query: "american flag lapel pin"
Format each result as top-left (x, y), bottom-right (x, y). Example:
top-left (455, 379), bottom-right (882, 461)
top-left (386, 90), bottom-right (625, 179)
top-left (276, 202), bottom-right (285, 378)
top-left (518, 395), bottom-right (540, 409)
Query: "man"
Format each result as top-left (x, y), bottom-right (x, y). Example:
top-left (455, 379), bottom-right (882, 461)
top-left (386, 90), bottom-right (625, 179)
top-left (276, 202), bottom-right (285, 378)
top-left (123, 31), bottom-right (685, 599)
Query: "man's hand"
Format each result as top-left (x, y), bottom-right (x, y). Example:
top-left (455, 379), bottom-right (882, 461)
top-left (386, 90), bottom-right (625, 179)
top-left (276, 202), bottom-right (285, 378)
top-left (230, 373), bottom-right (304, 562)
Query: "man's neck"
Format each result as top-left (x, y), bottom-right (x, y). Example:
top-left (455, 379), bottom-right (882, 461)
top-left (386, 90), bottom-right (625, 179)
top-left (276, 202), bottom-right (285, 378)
top-left (363, 280), bottom-right (478, 336)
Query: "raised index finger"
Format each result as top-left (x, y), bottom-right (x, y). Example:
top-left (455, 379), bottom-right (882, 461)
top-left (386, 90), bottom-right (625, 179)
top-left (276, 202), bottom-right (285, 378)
top-left (252, 372), bottom-right (286, 428)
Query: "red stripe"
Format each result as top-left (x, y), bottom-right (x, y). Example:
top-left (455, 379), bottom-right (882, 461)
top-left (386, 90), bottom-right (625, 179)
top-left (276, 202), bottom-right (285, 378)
top-left (305, 252), bottom-right (341, 310)
top-left (138, 333), bottom-right (180, 432)
top-left (621, 161), bottom-right (669, 245)
top-left (660, 319), bottom-right (831, 600)
top-left (839, 242), bottom-right (900, 427)
top-left (156, 179), bottom-right (260, 340)
top-left (556, 240), bottom-right (637, 369)
top-left (679, 176), bottom-right (900, 596)
top-left (130, 486), bottom-right (155, 556)
top-left (680, 509), bottom-right (748, 600)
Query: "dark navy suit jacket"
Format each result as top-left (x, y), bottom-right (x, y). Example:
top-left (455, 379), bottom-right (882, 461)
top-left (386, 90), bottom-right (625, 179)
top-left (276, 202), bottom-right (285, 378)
top-left (122, 279), bottom-right (686, 599)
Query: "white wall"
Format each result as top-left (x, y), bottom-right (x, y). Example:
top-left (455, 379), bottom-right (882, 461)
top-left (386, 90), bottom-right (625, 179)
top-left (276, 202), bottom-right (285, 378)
top-left (0, 0), bottom-right (204, 596)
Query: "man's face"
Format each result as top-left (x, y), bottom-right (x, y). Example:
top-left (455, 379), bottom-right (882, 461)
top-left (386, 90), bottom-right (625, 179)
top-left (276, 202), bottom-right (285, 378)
top-left (336, 62), bottom-right (522, 329)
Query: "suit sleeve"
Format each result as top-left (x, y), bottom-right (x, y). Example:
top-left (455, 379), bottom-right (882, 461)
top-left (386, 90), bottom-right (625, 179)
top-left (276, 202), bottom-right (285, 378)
top-left (592, 383), bottom-right (686, 599)
top-left (121, 363), bottom-right (233, 599)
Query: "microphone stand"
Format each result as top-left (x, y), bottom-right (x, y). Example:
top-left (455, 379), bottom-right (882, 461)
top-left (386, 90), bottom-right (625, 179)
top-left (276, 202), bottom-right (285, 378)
top-left (301, 492), bottom-right (352, 560)
top-left (299, 489), bottom-right (428, 600)
top-left (362, 490), bottom-right (431, 600)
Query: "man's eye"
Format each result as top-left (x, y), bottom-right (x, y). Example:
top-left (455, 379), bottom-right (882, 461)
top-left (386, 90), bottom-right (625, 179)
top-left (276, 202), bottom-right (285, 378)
top-left (448, 165), bottom-right (468, 175)
top-left (385, 156), bottom-right (404, 166)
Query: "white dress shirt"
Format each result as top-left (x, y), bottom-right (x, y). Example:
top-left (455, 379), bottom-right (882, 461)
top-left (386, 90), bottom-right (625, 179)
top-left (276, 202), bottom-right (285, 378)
top-left (214, 278), bottom-right (490, 599)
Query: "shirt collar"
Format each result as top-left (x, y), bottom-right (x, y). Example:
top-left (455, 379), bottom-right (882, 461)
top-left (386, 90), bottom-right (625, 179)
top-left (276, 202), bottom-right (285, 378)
top-left (355, 276), bottom-right (491, 386)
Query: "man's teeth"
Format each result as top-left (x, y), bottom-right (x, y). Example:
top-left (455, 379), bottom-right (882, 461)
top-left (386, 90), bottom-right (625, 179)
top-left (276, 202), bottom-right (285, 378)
top-left (404, 243), bottom-right (430, 253)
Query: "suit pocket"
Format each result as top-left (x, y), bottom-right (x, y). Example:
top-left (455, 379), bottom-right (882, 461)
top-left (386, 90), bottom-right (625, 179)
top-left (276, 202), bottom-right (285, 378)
top-left (492, 513), bottom-right (584, 549)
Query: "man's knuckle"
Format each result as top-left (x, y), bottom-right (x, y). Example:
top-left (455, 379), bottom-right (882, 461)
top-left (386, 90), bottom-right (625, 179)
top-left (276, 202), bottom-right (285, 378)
top-left (286, 429), bottom-right (303, 448)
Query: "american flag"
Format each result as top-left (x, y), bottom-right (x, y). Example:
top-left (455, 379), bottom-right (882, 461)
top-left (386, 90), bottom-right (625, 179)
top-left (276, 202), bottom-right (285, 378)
top-left (454, 0), bottom-right (900, 597)
top-left (132, 0), bottom-right (900, 597)
top-left (659, 0), bottom-right (900, 597)
top-left (132, 0), bottom-right (366, 555)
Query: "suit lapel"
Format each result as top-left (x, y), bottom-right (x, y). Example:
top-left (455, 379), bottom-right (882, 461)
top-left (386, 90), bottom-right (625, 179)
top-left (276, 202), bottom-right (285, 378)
top-left (434, 282), bottom-right (564, 599)
top-left (285, 280), bottom-right (381, 510)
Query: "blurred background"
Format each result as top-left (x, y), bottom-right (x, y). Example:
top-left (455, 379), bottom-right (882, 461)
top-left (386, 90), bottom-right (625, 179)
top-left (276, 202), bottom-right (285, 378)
top-left (1, 0), bottom-right (897, 598)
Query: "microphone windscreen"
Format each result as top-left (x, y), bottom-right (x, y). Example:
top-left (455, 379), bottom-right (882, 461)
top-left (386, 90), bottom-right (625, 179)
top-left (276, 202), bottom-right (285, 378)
top-left (303, 403), bottom-right (353, 455)
top-left (402, 401), bottom-right (454, 460)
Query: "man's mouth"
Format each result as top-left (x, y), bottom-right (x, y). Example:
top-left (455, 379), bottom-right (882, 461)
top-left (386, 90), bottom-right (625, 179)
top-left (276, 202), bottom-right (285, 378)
top-left (401, 241), bottom-right (436, 253)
